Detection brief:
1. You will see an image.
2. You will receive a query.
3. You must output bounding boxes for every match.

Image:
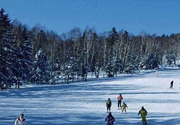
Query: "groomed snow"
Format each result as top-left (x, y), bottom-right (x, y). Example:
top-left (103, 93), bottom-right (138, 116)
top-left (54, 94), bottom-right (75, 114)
top-left (1, 67), bottom-right (180, 125)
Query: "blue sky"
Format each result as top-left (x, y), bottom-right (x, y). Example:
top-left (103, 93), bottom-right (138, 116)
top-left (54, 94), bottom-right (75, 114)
top-left (1, 0), bottom-right (180, 35)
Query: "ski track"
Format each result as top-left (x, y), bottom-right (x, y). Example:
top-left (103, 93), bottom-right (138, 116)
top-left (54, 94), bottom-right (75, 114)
top-left (0, 68), bottom-right (180, 125)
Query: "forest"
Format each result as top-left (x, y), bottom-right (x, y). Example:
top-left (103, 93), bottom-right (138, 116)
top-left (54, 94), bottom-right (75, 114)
top-left (1, 8), bottom-right (180, 89)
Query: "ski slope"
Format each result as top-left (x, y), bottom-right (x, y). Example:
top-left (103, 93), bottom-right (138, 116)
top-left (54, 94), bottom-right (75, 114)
top-left (0, 67), bottom-right (180, 125)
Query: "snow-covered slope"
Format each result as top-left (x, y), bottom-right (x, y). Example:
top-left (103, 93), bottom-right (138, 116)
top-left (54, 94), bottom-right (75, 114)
top-left (1, 67), bottom-right (180, 125)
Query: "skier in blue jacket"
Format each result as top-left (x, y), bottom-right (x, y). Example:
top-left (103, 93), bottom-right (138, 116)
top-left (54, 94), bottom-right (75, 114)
top-left (105, 112), bottom-right (115, 125)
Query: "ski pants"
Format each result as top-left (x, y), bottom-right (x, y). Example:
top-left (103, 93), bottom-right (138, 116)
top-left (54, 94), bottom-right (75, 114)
top-left (118, 100), bottom-right (122, 107)
top-left (141, 116), bottom-right (147, 125)
top-left (107, 105), bottom-right (111, 112)
top-left (122, 107), bottom-right (126, 112)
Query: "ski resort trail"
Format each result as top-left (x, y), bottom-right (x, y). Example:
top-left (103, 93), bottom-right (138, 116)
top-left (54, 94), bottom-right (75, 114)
top-left (1, 67), bottom-right (180, 125)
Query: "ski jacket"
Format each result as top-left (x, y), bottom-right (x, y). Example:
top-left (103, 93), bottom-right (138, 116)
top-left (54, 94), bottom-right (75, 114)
top-left (105, 114), bottom-right (115, 125)
top-left (122, 103), bottom-right (128, 109)
top-left (138, 109), bottom-right (148, 118)
top-left (106, 100), bottom-right (111, 107)
top-left (117, 95), bottom-right (123, 101)
top-left (14, 117), bottom-right (26, 125)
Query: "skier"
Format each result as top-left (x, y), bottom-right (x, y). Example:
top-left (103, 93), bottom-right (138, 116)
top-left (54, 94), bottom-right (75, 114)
top-left (138, 106), bottom-right (148, 125)
top-left (15, 79), bottom-right (21, 89)
top-left (14, 113), bottom-right (26, 125)
top-left (117, 94), bottom-right (123, 108)
top-left (170, 80), bottom-right (174, 88)
top-left (106, 98), bottom-right (112, 113)
top-left (121, 102), bottom-right (128, 113)
top-left (105, 112), bottom-right (115, 125)
top-left (156, 71), bottom-right (159, 76)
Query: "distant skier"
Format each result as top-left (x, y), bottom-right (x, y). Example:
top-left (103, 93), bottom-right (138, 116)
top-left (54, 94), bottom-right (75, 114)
top-left (170, 80), bottom-right (174, 88)
top-left (14, 113), bottom-right (26, 125)
top-left (121, 102), bottom-right (128, 113)
top-left (117, 94), bottom-right (123, 108)
top-left (105, 112), bottom-right (115, 125)
top-left (15, 79), bottom-right (21, 89)
top-left (138, 106), bottom-right (148, 125)
top-left (106, 98), bottom-right (112, 113)
top-left (156, 71), bottom-right (159, 76)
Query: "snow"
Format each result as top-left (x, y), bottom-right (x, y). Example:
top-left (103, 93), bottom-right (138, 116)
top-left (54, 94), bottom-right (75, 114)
top-left (1, 67), bottom-right (180, 125)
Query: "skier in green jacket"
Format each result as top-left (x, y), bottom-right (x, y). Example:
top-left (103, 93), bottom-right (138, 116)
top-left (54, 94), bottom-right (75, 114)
top-left (106, 98), bottom-right (112, 113)
top-left (138, 106), bottom-right (148, 125)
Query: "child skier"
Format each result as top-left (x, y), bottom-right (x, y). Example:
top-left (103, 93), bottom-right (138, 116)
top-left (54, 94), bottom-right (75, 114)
top-left (121, 102), bottom-right (128, 113)
top-left (14, 114), bottom-right (26, 125)
top-left (138, 106), bottom-right (148, 125)
top-left (105, 112), bottom-right (115, 125)
top-left (106, 98), bottom-right (112, 113)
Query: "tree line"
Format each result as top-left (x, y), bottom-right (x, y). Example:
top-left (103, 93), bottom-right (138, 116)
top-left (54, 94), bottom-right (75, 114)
top-left (0, 8), bottom-right (180, 89)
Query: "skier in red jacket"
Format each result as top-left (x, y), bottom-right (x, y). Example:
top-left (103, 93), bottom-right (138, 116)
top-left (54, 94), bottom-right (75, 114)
top-left (14, 114), bottom-right (26, 125)
top-left (117, 94), bottom-right (123, 108)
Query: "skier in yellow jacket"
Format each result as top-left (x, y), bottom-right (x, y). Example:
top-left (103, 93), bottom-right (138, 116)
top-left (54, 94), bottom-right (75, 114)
top-left (121, 102), bottom-right (128, 113)
top-left (138, 106), bottom-right (148, 125)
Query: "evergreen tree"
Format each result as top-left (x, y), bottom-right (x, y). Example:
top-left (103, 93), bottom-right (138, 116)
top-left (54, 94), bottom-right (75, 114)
top-left (144, 53), bottom-right (160, 69)
top-left (17, 28), bottom-right (33, 82)
top-left (0, 8), bottom-right (17, 89)
top-left (0, 8), bottom-right (11, 39)
top-left (165, 50), bottom-right (177, 66)
top-left (64, 49), bottom-right (78, 82)
top-left (106, 27), bottom-right (118, 77)
top-left (31, 49), bottom-right (50, 84)
top-left (124, 39), bottom-right (139, 73)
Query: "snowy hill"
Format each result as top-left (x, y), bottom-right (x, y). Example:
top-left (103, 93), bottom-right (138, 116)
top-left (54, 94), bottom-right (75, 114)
top-left (1, 67), bottom-right (180, 125)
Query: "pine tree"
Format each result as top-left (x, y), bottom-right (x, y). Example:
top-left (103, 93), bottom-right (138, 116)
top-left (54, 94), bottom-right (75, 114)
top-left (0, 8), bottom-right (17, 89)
top-left (16, 28), bottom-right (33, 82)
top-left (144, 53), bottom-right (160, 69)
top-left (165, 50), bottom-right (177, 66)
top-left (31, 49), bottom-right (50, 84)
top-left (106, 27), bottom-right (118, 77)
top-left (0, 8), bottom-right (11, 39)
top-left (64, 49), bottom-right (78, 83)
